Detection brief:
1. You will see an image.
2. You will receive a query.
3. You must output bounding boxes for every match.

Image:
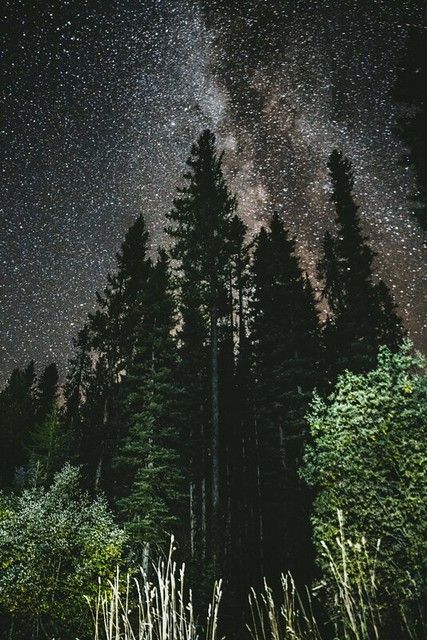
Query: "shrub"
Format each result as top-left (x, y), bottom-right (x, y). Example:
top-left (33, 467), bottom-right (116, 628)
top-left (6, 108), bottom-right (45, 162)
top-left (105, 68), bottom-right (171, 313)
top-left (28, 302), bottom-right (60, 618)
top-left (0, 464), bottom-right (125, 638)
top-left (302, 342), bottom-right (427, 634)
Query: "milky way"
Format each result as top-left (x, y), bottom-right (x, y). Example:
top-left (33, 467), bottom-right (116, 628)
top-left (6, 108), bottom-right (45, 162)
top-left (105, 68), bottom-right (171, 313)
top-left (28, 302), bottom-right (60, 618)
top-left (1, 0), bottom-right (426, 382)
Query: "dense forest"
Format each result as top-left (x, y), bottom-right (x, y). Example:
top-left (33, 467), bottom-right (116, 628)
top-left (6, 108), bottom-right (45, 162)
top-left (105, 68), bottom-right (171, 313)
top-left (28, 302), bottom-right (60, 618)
top-left (1, 127), bottom-right (426, 640)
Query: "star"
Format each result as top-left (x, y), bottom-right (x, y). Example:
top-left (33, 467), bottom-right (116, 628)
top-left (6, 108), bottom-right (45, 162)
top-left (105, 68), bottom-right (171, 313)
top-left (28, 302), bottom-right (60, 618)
top-left (0, 0), bottom-right (425, 383)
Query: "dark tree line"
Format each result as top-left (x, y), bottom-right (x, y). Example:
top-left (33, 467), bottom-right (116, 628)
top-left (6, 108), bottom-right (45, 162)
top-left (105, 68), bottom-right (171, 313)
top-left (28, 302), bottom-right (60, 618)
top-left (0, 131), bottom-right (403, 635)
top-left (393, 28), bottom-right (427, 233)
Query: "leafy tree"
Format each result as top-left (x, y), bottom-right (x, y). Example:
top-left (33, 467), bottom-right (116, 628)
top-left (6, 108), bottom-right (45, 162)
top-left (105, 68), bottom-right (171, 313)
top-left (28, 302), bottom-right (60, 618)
top-left (318, 150), bottom-right (403, 377)
top-left (115, 251), bottom-right (185, 559)
top-left (393, 29), bottom-right (427, 232)
top-left (250, 213), bottom-right (321, 588)
top-left (0, 464), bottom-right (125, 639)
top-left (302, 342), bottom-right (427, 635)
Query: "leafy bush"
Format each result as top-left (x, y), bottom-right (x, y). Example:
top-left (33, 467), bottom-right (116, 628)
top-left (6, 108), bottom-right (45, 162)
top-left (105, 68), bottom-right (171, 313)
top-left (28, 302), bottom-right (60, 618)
top-left (302, 342), bottom-right (427, 633)
top-left (0, 464), bottom-right (125, 638)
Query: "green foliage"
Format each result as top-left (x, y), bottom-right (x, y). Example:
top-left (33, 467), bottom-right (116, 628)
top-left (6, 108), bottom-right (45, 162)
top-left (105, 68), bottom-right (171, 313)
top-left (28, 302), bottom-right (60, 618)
top-left (30, 407), bottom-right (67, 483)
top-left (248, 513), bottom-right (422, 640)
top-left (0, 464), bottom-right (125, 638)
top-left (115, 252), bottom-right (185, 554)
top-left (303, 342), bottom-right (427, 629)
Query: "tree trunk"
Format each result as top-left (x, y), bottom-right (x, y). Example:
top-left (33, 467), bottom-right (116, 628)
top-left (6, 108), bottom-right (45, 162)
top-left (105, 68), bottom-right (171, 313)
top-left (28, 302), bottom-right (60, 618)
top-left (94, 394), bottom-right (108, 493)
top-left (210, 304), bottom-right (220, 572)
top-left (189, 481), bottom-right (195, 556)
top-left (211, 305), bottom-right (220, 511)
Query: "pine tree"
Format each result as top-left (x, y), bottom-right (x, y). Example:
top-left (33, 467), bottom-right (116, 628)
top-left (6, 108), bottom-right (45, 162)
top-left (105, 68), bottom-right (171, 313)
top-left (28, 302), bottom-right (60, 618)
top-left (90, 214), bottom-right (152, 372)
top-left (30, 408), bottom-right (65, 484)
top-left (393, 29), bottom-right (427, 232)
top-left (221, 213), bottom-right (262, 633)
top-left (250, 212), bottom-right (321, 589)
top-left (63, 324), bottom-right (92, 462)
top-left (115, 251), bottom-right (184, 561)
top-left (0, 361), bottom-right (37, 487)
top-left (318, 150), bottom-right (403, 377)
top-left (165, 129), bottom-right (237, 574)
top-left (84, 214), bottom-right (152, 493)
top-left (35, 362), bottom-right (59, 425)
top-left (30, 362), bottom-right (64, 482)
top-left (79, 355), bottom-right (109, 492)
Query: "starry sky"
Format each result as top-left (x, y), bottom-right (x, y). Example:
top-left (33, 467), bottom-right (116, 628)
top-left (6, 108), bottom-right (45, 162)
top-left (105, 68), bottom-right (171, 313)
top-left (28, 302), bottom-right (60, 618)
top-left (1, 0), bottom-right (426, 382)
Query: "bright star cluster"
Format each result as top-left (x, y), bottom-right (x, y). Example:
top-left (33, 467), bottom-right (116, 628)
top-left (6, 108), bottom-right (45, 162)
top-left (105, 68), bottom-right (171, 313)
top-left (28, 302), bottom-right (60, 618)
top-left (1, 0), bottom-right (426, 382)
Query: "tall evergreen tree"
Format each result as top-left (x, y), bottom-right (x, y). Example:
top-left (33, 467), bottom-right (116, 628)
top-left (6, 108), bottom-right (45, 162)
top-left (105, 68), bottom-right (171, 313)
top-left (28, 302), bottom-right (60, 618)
top-left (393, 29), bottom-right (427, 232)
top-left (165, 129), bottom-right (237, 575)
top-left (114, 251), bottom-right (185, 562)
top-left (0, 361), bottom-right (36, 487)
top-left (30, 362), bottom-right (64, 482)
top-left (30, 408), bottom-right (65, 484)
top-left (63, 324), bottom-right (92, 462)
top-left (250, 212), bottom-right (321, 589)
top-left (35, 363), bottom-right (59, 424)
top-left (220, 213), bottom-right (263, 634)
top-left (318, 150), bottom-right (403, 377)
top-left (90, 214), bottom-right (151, 373)
top-left (79, 355), bottom-right (109, 492)
top-left (84, 214), bottom-right (152, 493)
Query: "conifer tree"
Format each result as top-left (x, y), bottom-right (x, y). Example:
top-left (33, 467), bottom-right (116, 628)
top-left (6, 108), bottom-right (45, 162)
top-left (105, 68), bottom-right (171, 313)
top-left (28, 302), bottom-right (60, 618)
top-left (30, 362), bottom-right (64, 482)
top-left (35, 362), bottom-right (59, 425)
top-left (393, 29), bottom-right (427, 232)
top-left (84, 214), bottom-right (152, 493)
top-left (0, 361), bottom-right (37, 487)
top-left (250, 213), bottom-right (321, 589)
top-left (63, 324), bottom-right (92, 461)
top-left (90, 215), bottom-right (151, 372)
top-left (318, 150), bottom-right (403, 377)
top-left (221, 213), bottom-right (262, 633)
top-left (165, 129), bottom-right (237, 573)
top-left (114, 251), bottom-right (184, 560)
top-left (79, 355), bottom-right (109, 492)
top-left (30, 408), bottom-right (64, 484)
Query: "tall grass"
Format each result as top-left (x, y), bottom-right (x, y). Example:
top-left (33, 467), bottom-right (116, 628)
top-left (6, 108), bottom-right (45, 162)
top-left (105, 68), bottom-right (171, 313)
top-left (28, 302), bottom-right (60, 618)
top-left (319, 510), bottom-right (382, 640)
top-left (91, 517), bottom-right (422, 640)
top-left (248, 574), bottom-right (322, 640)
top-left (248, 510), bottom-right (421, 640)
top-left (91, 538), bottom-right (222, 640)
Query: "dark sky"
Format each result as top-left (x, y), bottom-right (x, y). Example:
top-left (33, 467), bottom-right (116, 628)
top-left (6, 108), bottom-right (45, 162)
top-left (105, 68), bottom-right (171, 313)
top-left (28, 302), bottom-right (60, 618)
top-left (1, 0), bottom-right (426, 382)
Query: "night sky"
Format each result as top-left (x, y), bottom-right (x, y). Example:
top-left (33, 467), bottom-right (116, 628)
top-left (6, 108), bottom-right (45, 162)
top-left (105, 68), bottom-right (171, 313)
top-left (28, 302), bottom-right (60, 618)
top-left (1, 0), bottom-right (426, 382)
